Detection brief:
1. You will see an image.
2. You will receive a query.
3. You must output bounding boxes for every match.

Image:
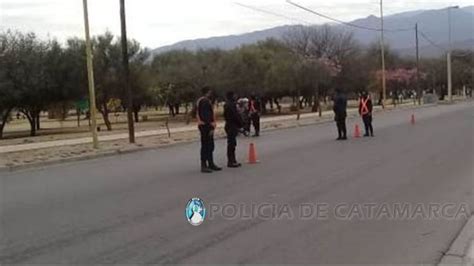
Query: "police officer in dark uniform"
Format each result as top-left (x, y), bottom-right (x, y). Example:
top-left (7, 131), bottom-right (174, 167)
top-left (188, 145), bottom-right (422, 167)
top-left (224, 91), bottom-right (244, 168)
top-left (359, 91), bottom-right (374, 137)
top-left (197, 87), bottom-right (222, 173)
top-left (333, 88), bottom-right (348, 140)
top-left (249, 94), bottom-right (261, 137)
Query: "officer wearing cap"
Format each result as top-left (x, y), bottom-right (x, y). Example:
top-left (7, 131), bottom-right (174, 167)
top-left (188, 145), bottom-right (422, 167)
top-left (249, 94), bottom-right (261, 137)
top-left (333, 88), bottom-right (348, 140)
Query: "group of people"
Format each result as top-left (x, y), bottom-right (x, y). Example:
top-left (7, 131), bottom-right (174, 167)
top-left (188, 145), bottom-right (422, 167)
top-left (196, 87), bottom-right (374, 173)
top-left (333, 88), bottom-right (374, 140)
top-left (196, 87), bottom-right (261, 173)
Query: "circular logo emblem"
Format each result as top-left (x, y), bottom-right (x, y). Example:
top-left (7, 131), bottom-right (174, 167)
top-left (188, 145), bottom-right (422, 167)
top-left (185, 198), bottom-right (206, 226)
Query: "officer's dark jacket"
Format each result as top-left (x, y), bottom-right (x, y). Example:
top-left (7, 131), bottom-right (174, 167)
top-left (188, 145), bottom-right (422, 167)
top-left (224, 100), bottom-right (243, 131)
top-left (197, 97), bottom-right (214, 126)
top-left (333, 94), bottom-right (347, 120)
top-left (359, 96), bottom-right (373, 115)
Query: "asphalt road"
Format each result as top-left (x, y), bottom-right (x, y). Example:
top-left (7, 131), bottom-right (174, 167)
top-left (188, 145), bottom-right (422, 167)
top-left (1, 102), bottom-right (473, 264)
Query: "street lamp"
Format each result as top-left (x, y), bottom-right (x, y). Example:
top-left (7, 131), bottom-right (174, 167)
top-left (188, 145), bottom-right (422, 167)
top-left (380, 0), bottom-right (387, 108)
top-left (447, 5), bottom-right (459, 102)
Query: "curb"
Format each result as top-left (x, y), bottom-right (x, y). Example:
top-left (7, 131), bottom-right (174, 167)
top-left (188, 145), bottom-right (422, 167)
top-left (0, 102), bottom-right (452, 174)
top-left (0, 137), bottom-right (200, 174)
top-left (439, 215), bottom-right (474, 265)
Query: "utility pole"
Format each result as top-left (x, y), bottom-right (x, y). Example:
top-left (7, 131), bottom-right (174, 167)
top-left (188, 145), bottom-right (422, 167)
top-left (380, 0), bottom-right (387, 108)
top-left (82, 0), bottom-right (99, 149)
top-left (120, 0), bottom-right (135, 143)
top-left (415, 23), bottom-right (421, 105)
top-left (202, 65), bottom-right (208, 86)
top-left (296, 87), bottom-right (301, 120)
top-left (447, 7), bottom-right (454, 102)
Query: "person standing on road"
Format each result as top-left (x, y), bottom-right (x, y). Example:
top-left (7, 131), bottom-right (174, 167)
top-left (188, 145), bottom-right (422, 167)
top-left (196, 87), bottom-right (222, 173)
top-left (333, 88), bottom-right (348, 140)
top-left (359, 91), bottom-right (374, 137)
top-left (237, 98), bottom-right (250, 136)
top-left (224, 91), bottom-right (244, 168)
top-left (249, 94), bottom-right (261, 137)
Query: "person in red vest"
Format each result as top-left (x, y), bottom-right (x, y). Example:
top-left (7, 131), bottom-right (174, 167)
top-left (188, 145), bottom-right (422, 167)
top-left (359, 91), bottom-right (374, 137)
top-left (196, 87), bottom-right (222, 173)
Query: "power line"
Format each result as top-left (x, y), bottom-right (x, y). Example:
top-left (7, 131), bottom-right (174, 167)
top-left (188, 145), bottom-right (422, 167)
top-left (286, 0), bottom-right (414, 32)
top-left (236, 1), bottom-right (468, 58)
top-left (286, 0), bottom-right (380, 31)
top-left (417, 30), bottom-right (472, 57)
top-left (452, 51), bottom-right (474, 57)
top-left (234, 2), bottom-right (312, 25)
top-left (418, 30), bottom-right (446, 51)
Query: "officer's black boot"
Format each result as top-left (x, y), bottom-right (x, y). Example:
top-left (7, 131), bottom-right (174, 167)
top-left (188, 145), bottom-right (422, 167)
top-left (227, 153), bottom-right (241, 168)
top-left (336, 129), bottom-right (342, 140)
top-left (228, 162), bottom-right (242, 168)
top-left (208, 157), bottom-right (222, 171)
top-left (201, 161), bottom-right (212, 173)
top-left (209, 163), bottom-right (222, 171)
top-left (364, 122), bottom-right (370, 137)
top-left (341, 124), bottom-right (348, 140)
top-left (341, 132), bottom-right (347, 140)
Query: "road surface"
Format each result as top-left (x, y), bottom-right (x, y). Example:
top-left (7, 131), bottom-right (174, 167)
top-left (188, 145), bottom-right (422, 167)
top-left (1, 102), bottom-right (473, 264)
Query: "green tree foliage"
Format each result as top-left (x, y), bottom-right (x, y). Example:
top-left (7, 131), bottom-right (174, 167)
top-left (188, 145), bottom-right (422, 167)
top-left (151, 50), bottom-right (202, 115)
top-left (0, 27), bottom-right (472, 138)
top-left (0, 32), bottom-right (16, 138)
top-left (0, 31), bottom-right (50, 136)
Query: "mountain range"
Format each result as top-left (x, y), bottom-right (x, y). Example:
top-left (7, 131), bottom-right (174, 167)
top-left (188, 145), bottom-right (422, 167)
top-left (152, 6), bottom-right (474, 58)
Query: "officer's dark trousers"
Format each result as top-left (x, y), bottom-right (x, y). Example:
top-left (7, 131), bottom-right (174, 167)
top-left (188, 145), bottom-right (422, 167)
top-left (363, 114), bottom-right (374, 136)
top-left (199, 125), bottom-right (215, 165)
top-left (336, 118), bottom-right (347, 138)
top-left (244, 117), bottom-right (251, 133)
top-left (225, 127), bottom-right (238, 163)
top-left (250, 113), bottom-right (260, 135)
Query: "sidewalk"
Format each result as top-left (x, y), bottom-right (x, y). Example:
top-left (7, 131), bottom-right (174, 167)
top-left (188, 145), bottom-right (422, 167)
top-left (0, 103), bottom-right (416, 154)
top-left (439, 216), bottom-right (474, 265)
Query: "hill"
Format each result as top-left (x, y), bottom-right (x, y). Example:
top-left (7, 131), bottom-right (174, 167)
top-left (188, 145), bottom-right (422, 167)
top-left (151, 6), bottom-right (474, 58)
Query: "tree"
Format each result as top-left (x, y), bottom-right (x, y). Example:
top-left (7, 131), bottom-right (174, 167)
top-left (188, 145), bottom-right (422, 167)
top-left (43, 40), bottom-right (88, 120)
top-left (451, 50), bottom-right (474, 90)
top-left (92, 32), bottom-right (122, 130)
top-left (0, 37), bottom-right (16, 138)
top-left (284, 26), bottom-right (355, 109)
top-left (151, 50), bottom-right (203, 115)
top-left (0, 31), bottom-right (52, 136)
top-left (0, 82), bottom-right (14, 138)
top-left (0, 32), bottom-right (16, 138)
top-left (264, 53), bottom-right (296, 113)
top-left (116, 41), bottom-right (152, 122)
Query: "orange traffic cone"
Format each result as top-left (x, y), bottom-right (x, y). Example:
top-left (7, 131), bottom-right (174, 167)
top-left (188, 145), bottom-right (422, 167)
top-left (411, 114), bottom-right (416, 125)
top-left (354, 124), bottom-right (361, 138)
top-left (248, 143), bottom-right (259, 164)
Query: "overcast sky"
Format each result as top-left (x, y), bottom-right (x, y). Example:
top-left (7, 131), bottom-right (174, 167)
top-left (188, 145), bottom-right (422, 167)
top-left (0, 0), bottom-right (469, 48)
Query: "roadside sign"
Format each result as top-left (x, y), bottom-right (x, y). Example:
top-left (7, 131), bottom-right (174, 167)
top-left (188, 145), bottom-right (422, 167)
top-left (76, 99), bottom-right (89, 111)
